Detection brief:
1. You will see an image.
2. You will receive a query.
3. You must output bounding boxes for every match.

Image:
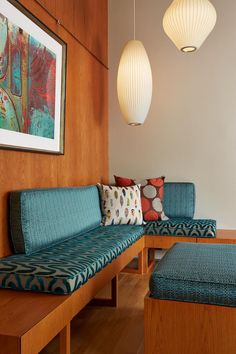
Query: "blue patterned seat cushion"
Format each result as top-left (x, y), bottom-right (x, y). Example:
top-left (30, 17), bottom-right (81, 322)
top-left (150, 243), bottom-right (236, 307)
top-left (144, 217), bottom-right (216, 238)
top-left (0, 225), bottom-right (144, 294)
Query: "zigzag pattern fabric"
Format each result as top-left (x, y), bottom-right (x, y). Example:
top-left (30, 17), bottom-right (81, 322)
top-left (150, 243), bottom-right (236, 307)
top-left (144, 217), bottom-right (216, 238)
top-left (0, 225), bottom-right (144, 295)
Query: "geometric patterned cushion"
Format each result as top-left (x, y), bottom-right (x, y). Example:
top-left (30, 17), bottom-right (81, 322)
top-left (144, 217), bottom-right (216, 238)
top-left (114, 175), bottom-right (167, 221)
top-left (138, 177), bottom-right (168, 221)
top-left (150, 243), bottom-right (236, 307)
top-left (0, 225), bottom-right (144, 294)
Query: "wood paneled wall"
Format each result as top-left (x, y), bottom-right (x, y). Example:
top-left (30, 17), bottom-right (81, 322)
top-left (0, 0), bottom-right (108, 257)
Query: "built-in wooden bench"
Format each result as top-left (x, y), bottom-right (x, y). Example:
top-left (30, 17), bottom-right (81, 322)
top-left (1, 230), bottom-right (236, 354)
top-left (0, 182), bottom-right (232, 353)
top-left (0, 237), bottom-right (145, 354)
top-left (0, 186), bottom-right (148, 354)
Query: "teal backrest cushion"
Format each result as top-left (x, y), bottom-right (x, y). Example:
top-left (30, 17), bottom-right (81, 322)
top-left (10, 186), bottom-right (102, 255)
top-left (163, 183), bottom-right (195, 219)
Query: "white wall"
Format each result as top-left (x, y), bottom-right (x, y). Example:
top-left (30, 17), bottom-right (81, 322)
top-left (109, 0), bottom-right (236, 229)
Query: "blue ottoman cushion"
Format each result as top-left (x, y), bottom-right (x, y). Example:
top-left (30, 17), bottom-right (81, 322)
top-left (150, 243), bottom-right (236, 307)
top-left (144, 218), bottom-right (216, 238)
top-left (0, 225), bottom-right (144, 294)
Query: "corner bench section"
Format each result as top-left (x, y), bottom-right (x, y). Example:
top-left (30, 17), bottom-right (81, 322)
top-left (123, 182), bottom-right (217, 275)
top-left (0, 236), bottom-right (145, 354)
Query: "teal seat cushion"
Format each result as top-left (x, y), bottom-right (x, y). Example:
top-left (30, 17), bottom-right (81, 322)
top-left (144, 217), bottom-right (216, 238)
top-left (10, 186), bottom-right (102, 255)
top-left (150, 243), bottom-right (236, 307)
top-left (0, 225), bottom-right (144, 294)
top-left (163, 183), bottom-right (195, 218)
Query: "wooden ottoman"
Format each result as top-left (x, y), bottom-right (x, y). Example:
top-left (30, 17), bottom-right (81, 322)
top-left (144, 242), bottom-right (236, 354)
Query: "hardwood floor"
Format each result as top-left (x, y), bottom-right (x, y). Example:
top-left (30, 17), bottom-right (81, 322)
top-left (41, 273), bottom-right (150, 354)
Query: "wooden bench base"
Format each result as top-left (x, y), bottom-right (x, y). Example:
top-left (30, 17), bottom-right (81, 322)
top-left (122, 248), bottom-right (156, 275)
top-left (60, 324), bottom-right (71, 354)
top-left (144, 295), bottom-right (236, 354)
top-left (89, 275), bottom-right (118, 307)
top-left (1, 230), bottom-right (236, 354)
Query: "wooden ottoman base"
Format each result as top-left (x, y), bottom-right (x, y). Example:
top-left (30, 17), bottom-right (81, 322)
top-left (144, 295), bottom-right (236, 354)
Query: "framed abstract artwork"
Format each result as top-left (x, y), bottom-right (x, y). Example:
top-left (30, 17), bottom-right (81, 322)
top-left (0, 0), bottom-right (66, 154)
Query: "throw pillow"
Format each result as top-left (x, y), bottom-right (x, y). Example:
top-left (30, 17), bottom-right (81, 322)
top-left (114, 175), bottom-right (135, 187)
top-left (114, 175), bottom-right (168, 221)
top-left (98, 184), bottom-right (143, 226)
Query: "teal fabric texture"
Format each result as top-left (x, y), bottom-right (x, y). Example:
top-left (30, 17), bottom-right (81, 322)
top-left (6, 183), bottom-right (218, 296)
top-left (10, 186), bottom-right (102, 255)
top-left (150, 243), bottom-right (236, 307)
top-left (144, 218), bottom-right (216, 238)
top-left (163, 183), bottom-right (195, 218)
top-left (0, 225), bottom-right (144, 294)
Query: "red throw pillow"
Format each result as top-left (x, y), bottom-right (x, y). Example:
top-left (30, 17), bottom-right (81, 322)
top-left (114, 175), bottom-right (168, 221)
top-left (114, 175), bottom-right (135, 187)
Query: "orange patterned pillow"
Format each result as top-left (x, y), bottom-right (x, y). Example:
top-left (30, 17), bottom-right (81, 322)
top-left (114, 175), bottom-right (168, 221)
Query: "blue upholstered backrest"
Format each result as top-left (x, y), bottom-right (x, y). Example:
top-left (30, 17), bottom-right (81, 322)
top-left (163, 183), bottom-right (195, 219)
top-left (10, 186), bottom-right (102, 255)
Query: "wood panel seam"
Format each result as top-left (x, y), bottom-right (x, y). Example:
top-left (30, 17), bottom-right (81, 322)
top-left (34, 0), bottom-right (109, 69)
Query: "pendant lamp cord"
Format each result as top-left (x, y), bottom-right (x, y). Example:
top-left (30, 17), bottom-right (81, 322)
top-left (134, 0), bottom-right (136, 40)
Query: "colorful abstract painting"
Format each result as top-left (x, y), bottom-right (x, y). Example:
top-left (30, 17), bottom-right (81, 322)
top-left (0, 0), bottom-right (66, 153)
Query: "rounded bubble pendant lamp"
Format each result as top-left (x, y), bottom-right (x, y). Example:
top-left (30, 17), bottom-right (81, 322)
top-left (163, 0), bottom-right (217, 53)
top-left (117, 0), bottom-right (152, 126)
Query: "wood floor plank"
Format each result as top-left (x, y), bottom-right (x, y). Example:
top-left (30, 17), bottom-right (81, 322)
top-left (41, 273), bottom-right (149, 354)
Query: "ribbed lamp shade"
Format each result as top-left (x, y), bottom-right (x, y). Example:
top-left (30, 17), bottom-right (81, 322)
top-left (163, 0), bottom-right (217, 52)
top-left (117, 40), bottom-right (153, 126)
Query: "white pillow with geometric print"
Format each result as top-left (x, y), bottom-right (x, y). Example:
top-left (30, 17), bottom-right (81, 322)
top-left (98, 184), bottom-right (143, 226)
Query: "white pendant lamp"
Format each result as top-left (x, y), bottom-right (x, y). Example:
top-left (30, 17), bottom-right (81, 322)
top-left (163, 0), bottom-right (217, 53)
top-left (117, 0), bottom-right (152, 126)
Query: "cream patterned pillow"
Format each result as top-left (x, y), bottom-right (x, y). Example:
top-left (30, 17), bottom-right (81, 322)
top-left (98, 184), bottom-right (143, 226)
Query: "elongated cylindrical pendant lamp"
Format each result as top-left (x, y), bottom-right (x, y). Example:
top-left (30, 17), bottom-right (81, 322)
top-left (117, 0), bottom-right (152, 126)
top-left (163, 0), bottom-right (217, 53)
